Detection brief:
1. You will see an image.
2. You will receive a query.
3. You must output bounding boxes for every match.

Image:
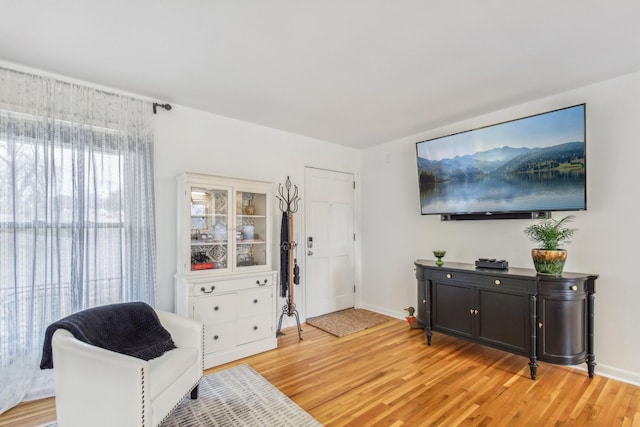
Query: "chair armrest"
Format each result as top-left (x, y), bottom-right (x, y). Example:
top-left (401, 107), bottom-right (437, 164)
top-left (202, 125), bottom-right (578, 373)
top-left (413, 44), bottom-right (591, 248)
top-left (155, 310), bottom-right (202, 349)
top-left (52, 330), bottom-right (149, 427)
top-left (53, 329), bottom-right (147, 372)
top-left (155, 310), bottom-right (204, 370)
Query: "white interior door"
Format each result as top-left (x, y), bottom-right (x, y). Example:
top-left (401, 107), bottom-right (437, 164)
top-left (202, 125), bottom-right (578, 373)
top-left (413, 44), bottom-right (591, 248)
top-left (305, 167), bottom-right (355, 318)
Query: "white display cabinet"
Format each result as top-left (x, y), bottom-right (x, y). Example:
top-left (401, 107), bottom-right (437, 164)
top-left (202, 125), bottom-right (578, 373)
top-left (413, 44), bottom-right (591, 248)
top-left (175, 173), bottom-right (277, 368)
top-left (176, 173), bottom-right (274, 275)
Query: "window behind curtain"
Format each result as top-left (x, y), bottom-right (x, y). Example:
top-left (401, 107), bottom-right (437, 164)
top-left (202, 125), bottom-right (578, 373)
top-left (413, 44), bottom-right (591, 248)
top-left (0, 67), bottom-right (157, 413)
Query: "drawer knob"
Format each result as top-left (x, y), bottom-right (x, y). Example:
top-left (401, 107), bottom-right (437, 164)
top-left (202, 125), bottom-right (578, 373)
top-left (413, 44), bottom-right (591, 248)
top-left (571, 285), bottom-right (578, 291)
top-left (446, 273), bottom-right (452, 279)
top-left (494, 280), bottom-right (501, 286)
top-left (253, 326), bottom-right (258, 330)
top-left (214, 306), bottom-right (219, 311)
top-left (253, 299), bottom-right (258, 304)
top-left (256, 279), bottom-right (268, 286)
top-left (200, 285), bottom-right (215, 294)
top-left (538, 323), bottom-right (543, 329)
top-left (213, 335), bottom-right (219, 340)
top-left (422, 299), bottom-right (427, 304)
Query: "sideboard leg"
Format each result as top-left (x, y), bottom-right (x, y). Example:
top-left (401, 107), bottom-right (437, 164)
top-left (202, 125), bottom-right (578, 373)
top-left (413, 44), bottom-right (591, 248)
top-left (529, 294), bottom-right (537, 380)
top-left (587, 290), bottom-right (596, 378)
top-left (528, 359), bottom-right (538, 380)
top-left (425, 328), bottom-right (432, 346)
top-left (587, 355), bottom-right (596, 378)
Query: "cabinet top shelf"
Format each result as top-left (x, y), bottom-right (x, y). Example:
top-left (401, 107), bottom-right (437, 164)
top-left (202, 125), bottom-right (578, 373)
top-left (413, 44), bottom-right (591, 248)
top-left (414, 259), bottom-right (598, 281)
top-left (191, 239), bottom-right (266, 245)
top-left (191, 213), bottom-right (227, 217)
top-left (191, 240), bottom-right (227, 245)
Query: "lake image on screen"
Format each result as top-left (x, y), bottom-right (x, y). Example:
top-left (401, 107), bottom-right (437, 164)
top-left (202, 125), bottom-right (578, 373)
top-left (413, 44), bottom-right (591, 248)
top-left (416, 104), bottom-right (586, 215)
top-left (417, 141), bottom-right (586, 214)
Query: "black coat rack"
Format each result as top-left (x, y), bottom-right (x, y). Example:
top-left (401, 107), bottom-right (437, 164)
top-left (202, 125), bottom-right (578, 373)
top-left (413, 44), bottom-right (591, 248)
top-left (275, 176), bottom-right (302, 340)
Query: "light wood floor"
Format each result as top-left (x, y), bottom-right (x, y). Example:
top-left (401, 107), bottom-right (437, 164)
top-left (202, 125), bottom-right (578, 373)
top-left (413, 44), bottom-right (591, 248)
top-left (2, 315), bottom-right (639, 426)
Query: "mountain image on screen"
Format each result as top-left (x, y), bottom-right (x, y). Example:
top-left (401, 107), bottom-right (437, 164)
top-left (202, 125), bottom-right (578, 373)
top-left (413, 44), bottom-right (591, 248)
top-left (416, 140), bottom-right (586, 216)
top-left (418, 142), bottom-right (584, 184)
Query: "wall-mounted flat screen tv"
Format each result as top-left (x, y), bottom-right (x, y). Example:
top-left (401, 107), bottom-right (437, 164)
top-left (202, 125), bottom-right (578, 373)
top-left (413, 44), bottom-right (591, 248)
top-left (415, 104), bottom-right (586, 220)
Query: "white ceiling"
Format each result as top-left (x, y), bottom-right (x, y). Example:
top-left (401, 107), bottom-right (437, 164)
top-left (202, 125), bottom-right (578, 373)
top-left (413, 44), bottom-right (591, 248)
top-left (2, 1), bottom-right (640, 149)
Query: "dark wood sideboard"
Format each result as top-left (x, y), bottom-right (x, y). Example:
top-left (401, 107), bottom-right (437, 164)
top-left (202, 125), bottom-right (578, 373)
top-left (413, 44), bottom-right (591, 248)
top-left (414, 260), bottom-right (598, 379)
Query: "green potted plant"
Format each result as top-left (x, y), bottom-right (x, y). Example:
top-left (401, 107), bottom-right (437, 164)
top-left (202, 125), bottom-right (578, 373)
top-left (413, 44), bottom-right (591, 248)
top-left (523, 215), bottom-right (577, 275)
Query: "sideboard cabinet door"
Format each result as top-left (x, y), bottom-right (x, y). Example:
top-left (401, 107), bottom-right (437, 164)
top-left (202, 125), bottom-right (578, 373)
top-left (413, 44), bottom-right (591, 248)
top-left (432, 281), bottom-right (474, 339)
top-left (537, 280), bottom-right (587, 366)
top-left (477, 289), bottom-right (530, 356)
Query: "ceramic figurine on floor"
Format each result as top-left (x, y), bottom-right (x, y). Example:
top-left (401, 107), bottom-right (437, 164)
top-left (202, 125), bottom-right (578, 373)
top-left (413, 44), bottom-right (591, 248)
top-left (404, 306), bottom-right (416, 326)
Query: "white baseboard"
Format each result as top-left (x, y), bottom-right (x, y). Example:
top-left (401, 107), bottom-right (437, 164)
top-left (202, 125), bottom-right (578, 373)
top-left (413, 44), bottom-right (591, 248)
top-left (585, 363), bottom-right (640, 387)
top-left (358, 302), bottom-right (406, 321)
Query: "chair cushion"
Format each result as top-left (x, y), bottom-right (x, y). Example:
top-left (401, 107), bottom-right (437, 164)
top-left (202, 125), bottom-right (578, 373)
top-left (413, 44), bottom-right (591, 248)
top-left (148, 346), bottom-right (199, 400)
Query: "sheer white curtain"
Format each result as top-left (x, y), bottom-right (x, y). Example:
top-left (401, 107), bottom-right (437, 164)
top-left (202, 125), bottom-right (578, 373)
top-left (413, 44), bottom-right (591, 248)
top-left (0, 67), bottom-right (157, 413)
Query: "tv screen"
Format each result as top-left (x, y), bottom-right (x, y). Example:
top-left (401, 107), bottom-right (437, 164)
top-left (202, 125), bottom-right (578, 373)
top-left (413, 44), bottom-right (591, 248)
top-left (415, 104), bottom-right (586, 219)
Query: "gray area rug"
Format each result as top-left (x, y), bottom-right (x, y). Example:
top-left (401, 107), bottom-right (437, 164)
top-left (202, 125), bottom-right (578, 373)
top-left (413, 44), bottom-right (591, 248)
top-left (48, 364), bottom-right (322, 427)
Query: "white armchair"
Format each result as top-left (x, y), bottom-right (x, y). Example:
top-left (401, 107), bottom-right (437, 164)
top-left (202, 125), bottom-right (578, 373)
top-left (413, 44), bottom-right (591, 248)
top-left (51, 310), bottom-right (203, 427)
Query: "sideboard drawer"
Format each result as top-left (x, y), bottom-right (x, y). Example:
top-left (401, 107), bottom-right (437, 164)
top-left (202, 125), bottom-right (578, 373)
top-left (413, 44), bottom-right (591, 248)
top-left (430, 270), bottom-right (533, 293)
top-left (538, 279), bottom-right (587, 294)
top-left (237, 287), bottom-right (272, 315)
top-left (193, 275), bottom-right (274, 296)
top-left (203, 321), bottom-right (235, 354)
top-left (237, 315), bottom-right (272, 345)
top-left (193, 293), bottom-right (236, 324)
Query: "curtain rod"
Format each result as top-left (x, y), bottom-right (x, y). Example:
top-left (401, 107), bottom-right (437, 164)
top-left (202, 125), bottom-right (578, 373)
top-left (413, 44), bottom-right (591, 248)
top-left (152, 103), bottom-right (172, 114)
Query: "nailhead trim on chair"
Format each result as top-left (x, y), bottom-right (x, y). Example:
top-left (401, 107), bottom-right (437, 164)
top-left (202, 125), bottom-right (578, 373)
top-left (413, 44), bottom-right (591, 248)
top-left (158, 376), bottom-right (203, 426)
top-left (201, 324), bottom-right (205, 371)
top-left (140, 367), bottom-right (146, 426)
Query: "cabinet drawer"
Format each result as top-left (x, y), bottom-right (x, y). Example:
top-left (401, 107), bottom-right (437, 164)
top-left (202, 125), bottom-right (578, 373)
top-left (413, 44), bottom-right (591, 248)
top-left (237, 288), bottom-right (272, 315)
top-left (193, 275), bottom-right (274, 296)
top-left (539, 280), bottom-right (586, 294)
top-left (431, 270), bottom-right (533, 293)
top-left (193, 293), bottom-right (236, 323)
top-left (237, 315), bottom-right (272, 344)
top-left (203, 321), bottom-right (235, 354)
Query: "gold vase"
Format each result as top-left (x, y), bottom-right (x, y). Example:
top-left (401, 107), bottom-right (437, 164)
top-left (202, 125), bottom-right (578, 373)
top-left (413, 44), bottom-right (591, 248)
top-left (244, 200), bottom-right (256, 215)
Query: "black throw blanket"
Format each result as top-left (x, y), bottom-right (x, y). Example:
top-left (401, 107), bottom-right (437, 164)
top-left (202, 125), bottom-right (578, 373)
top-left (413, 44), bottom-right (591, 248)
top-left (40, 302), bottom-right (176, 369)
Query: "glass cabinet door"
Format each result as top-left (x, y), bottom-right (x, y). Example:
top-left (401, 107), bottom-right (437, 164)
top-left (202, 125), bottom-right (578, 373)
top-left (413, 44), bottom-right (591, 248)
top-left (235, 190), bottom-right (267, 269)
top-left (189, 186), bottom-right (231, 272)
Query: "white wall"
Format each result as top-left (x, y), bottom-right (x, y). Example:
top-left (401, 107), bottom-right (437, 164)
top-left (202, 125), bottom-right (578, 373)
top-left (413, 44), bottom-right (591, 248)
top-left (153, 106), bottom-right (361, 329)
top-left (360, 70), bottom-right (640, 385)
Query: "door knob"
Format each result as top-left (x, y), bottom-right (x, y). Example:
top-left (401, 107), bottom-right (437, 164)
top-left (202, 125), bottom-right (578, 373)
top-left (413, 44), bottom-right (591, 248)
top-left (308, 250), bottom-right (313, 256)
